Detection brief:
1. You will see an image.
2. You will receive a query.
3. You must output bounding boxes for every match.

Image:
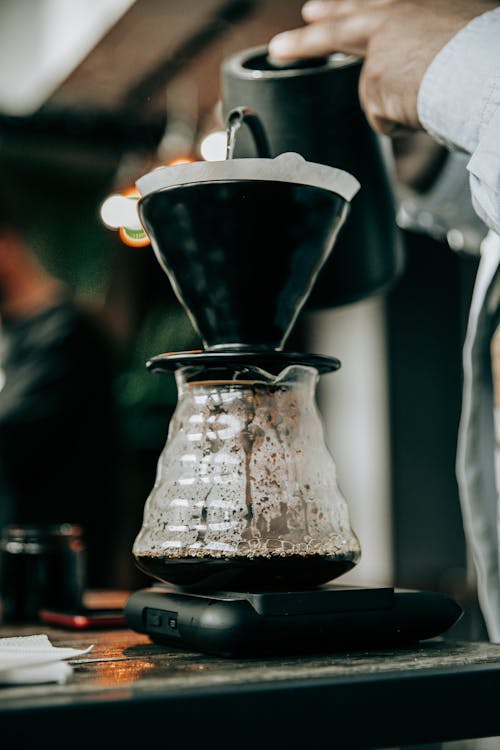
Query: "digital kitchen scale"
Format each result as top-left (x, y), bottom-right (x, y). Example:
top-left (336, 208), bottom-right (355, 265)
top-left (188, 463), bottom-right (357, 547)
top-left (123, 105), bottom-right (462, 662)
top-left (124, 584), bottom-right (463, 657)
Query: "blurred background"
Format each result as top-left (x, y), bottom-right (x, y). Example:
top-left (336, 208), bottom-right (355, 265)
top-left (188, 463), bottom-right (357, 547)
top-left (0, 0), bottom-right (489, 638)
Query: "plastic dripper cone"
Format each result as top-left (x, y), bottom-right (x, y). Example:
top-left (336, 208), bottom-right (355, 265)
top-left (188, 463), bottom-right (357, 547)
top-left (137, 153), bottom-right (358, 351)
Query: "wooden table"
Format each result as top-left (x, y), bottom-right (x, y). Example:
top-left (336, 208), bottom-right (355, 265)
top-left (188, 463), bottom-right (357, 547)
top-left (2, 609), bottom-right (500, 750)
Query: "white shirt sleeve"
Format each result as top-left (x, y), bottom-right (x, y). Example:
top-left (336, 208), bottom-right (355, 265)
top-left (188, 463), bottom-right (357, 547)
top-left (417, 7), bottom-right (500, 642)
top-left (417, 7), bottom-right (500, 237)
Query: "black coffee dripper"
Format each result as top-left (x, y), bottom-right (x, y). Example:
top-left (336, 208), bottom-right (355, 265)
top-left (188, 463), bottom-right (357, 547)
top-left (137, 107), bottom-right (359, 362)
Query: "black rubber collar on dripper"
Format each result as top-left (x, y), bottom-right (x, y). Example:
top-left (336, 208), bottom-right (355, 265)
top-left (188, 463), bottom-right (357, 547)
top-left (146, 350), bottom-right (341, 377)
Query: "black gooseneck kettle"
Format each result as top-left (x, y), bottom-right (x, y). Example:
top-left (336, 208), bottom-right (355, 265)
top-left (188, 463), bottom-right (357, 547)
top-left (221, 47), bottom-right (405, 309)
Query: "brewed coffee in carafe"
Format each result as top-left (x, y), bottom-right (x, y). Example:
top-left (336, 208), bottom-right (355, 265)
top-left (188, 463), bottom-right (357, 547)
top-left (133, 363), bottom-right (361, 591)
top-left (131, 108), bottom-right (361, 592)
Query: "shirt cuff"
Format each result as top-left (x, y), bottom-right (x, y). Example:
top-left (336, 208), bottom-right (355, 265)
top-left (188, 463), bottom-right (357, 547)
top-left (395, 150), bottom-right (488, 254)
top-left (417, 7), bottom-right (500, 154)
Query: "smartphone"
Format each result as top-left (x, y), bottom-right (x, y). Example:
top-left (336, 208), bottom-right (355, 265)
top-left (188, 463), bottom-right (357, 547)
top-left (39, 606), bottom-right (126, 630)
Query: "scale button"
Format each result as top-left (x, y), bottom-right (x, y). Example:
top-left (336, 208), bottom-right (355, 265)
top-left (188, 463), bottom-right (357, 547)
top-left (146, 609), bottom-right (163, 628)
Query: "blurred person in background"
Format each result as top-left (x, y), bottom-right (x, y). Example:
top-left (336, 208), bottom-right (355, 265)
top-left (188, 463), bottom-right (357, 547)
top-left (269, 0), bottom-right (500, 644)
top-left (0, 169), bottom-right (121, 589)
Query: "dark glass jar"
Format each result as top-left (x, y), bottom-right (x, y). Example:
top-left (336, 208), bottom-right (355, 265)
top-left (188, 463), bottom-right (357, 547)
top-left (0, 523), bottom-right (86, 623)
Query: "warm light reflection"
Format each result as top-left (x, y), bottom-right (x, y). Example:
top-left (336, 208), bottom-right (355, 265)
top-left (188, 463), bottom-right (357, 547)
top-left (102, 157), bottom-right (195, 248)
top-left (100, 184), bottom-right (151, 247)
top-left (94, 658), bottom-right (155, 687)
top-left (118, 186), bottom-right (151, 247)
top-left (167, 156), bottom-right (196, 166)
top-left (118, 225), bottom-right (151, 248)
top-left (121, 186), bottom-right (141, 197)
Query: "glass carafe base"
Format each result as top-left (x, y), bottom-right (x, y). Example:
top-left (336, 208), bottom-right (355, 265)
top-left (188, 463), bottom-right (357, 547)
top-left (134, 553), bottom-right (356, 592)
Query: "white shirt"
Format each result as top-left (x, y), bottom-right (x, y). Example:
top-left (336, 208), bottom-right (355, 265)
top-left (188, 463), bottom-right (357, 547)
top-left (416, 7), bottom-right (500, 640)
top-left (418, 7), bottom-right (500, 237)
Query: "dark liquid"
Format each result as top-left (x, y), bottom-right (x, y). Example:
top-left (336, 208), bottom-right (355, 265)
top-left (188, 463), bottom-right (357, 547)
top-left (134, 554), bottom-right (355, 592)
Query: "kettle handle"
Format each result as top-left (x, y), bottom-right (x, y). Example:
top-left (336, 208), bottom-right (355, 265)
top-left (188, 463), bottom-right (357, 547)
top-left (225, 107), bottom-right (271, 159)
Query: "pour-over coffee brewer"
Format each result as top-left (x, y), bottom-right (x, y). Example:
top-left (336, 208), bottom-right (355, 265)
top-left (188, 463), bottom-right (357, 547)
top-left (124, 104), bottom-right (462, 655)
top-left (125, 108), bottom-right (461, 656)
top-left (131, 106), bottom-right (362, 592)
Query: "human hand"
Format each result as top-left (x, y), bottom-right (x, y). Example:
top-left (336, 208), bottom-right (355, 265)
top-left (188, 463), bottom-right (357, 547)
top-left (268, 0), bottom-right (498, 136)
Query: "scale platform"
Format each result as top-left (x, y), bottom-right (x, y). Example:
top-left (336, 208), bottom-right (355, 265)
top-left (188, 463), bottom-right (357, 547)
top-left (124, 584), bottom-right (463, 658)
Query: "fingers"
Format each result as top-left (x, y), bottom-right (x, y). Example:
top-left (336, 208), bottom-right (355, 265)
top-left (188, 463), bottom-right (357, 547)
top-left (269, 16), bottom-right (376, 60)
top-left (268, 12), bottom-right (380, 60)
top-left (302, 0), bottom-right (390, 23)
top-left (302, 0), bottom-right (362, 22)
top-left (358, 58), bottom-right (419, 137)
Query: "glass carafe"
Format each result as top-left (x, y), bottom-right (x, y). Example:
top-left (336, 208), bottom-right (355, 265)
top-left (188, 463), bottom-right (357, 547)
top-left (133, 364), bottom-right (360, 591)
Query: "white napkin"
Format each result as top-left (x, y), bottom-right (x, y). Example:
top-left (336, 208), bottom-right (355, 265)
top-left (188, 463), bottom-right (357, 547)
top-left (0, 634), bottom-right (93, 685)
